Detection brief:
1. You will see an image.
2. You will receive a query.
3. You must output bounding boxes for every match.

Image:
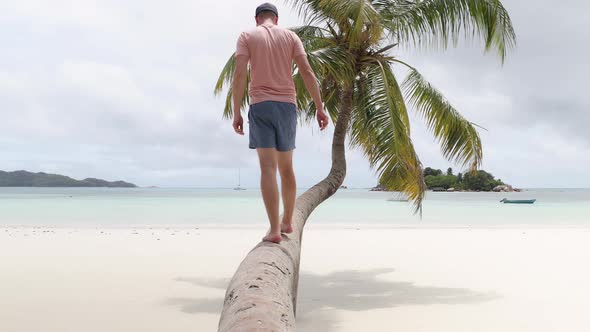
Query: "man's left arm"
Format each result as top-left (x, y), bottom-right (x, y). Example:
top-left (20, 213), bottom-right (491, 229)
top-left (232, 54), bottom-right (249, 135)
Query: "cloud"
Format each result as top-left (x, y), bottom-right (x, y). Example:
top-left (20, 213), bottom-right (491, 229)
top-left (0, 0), bottom-right (589, 188)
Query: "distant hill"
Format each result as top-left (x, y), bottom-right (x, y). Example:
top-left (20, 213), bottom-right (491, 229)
top-left (0, 170), bottom-right (137, 188)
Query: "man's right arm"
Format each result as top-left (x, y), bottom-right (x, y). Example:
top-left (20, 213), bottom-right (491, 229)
top-left (294, 54), bottom-right (329, 130)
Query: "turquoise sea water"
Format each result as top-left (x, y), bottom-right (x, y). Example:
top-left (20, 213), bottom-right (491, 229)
top-left (0, 188), bottom-right (588, 227)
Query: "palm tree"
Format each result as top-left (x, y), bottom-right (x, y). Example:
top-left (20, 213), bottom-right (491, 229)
top-left (214, 1), bottom-right (515, 330)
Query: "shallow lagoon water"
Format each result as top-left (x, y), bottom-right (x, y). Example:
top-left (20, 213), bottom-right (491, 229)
top-left (0, 188), bottom-right (588, 227)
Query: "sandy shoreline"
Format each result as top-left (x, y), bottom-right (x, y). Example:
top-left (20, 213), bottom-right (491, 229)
top-left (4, 222), bottom-right (590, 229)
top-left (2, 226), bottom-right (590, 331)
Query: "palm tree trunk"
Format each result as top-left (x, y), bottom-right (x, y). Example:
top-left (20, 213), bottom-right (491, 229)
top-left (217, 87), bottom-right (355, 332)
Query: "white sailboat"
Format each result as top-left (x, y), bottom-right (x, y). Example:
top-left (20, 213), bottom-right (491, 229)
top-left (233, 168), bottom-right (246, 191)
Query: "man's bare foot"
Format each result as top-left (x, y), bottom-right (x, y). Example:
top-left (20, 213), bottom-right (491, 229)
top-left (263, 231), bottom-right (282, 243)
top-left (281, 223), bottom-right (293, 234)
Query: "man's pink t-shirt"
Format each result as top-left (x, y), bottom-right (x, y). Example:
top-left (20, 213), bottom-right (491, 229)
top-left (235, 23), bottom-right (306, 105)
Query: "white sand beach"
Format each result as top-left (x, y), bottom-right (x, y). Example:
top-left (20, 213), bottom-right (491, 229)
top-left (1, 226), bottom-right (590, 332)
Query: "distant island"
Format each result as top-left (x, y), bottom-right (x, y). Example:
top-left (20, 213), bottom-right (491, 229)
top-left (0, 170), bottom-right (137, 188)
top-left (372, 167), bottom-right (519, 192)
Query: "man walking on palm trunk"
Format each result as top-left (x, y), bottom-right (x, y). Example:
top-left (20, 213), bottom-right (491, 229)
top-left (232, 3), bottom-right (328, 243)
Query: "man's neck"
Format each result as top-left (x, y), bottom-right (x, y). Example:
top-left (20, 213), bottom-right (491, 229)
top-left (258, 19), bottom-right (276, 27)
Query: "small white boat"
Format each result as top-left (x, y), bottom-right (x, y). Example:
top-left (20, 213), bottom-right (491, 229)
top-left (387, 193), bottom-right (409, 202)
top-left (233, 168), bottom-right (246, 191)
top-left (387, 198), bottom-right (409, 202)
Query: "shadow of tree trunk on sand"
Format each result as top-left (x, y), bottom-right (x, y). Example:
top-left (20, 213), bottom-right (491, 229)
top-left (165, 268), bottom-right (499, 331)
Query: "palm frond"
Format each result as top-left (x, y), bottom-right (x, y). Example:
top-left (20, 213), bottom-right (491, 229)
top-left (375, 0), bottom-right (516, 62)
top-left (291, 26), bottom-right (356, 123)
top-left (350, 58), bottom-right (426, 213)
top-left (293, 72), bottom-right (316, 124)
top-left (214, 54), bottom-right (235, 96)
top-left (286, 0), bottom-right (332, 25)
top-left (402, 67), bottom-right (483, 171)
top-left (287, 0), bottom-right (383, 49)
top-left (340, 0), bottom-right (383, 48)
top-left (213, 54), bottom-right (249, 119)
top-left (289, 25), bottom-right (334, 45)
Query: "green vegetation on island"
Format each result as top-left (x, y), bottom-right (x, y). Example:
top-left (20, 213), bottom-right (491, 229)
top-left (423, 167), bottom-right (504, 191)
top-left (0, 170), bottom-right (137, 188)
top-left (373, 167), bottom-right (513, 192)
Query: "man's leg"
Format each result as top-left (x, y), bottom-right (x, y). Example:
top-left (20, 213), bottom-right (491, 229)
top-left (277, 150), bottom-right (296, 234)
top-left (256, 148), bottom-right (282, 243)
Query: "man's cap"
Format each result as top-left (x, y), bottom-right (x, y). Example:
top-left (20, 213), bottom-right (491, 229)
top-left (256, 3), bottom-right (279, 17)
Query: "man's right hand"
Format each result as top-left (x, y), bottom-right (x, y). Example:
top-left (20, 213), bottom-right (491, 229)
top-left (317, 109), bottom-right (329, 131)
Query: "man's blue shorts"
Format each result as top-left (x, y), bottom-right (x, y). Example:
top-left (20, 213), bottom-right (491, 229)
top-left (248, 101), bottom-right (297, 152)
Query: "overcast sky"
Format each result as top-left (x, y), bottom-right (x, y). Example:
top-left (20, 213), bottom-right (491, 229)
top-left (1, 0), bottom-right (589, 188)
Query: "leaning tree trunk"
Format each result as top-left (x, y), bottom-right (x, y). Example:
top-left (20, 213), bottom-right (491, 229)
top-left (217, 88), bottom-right (354, 332)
